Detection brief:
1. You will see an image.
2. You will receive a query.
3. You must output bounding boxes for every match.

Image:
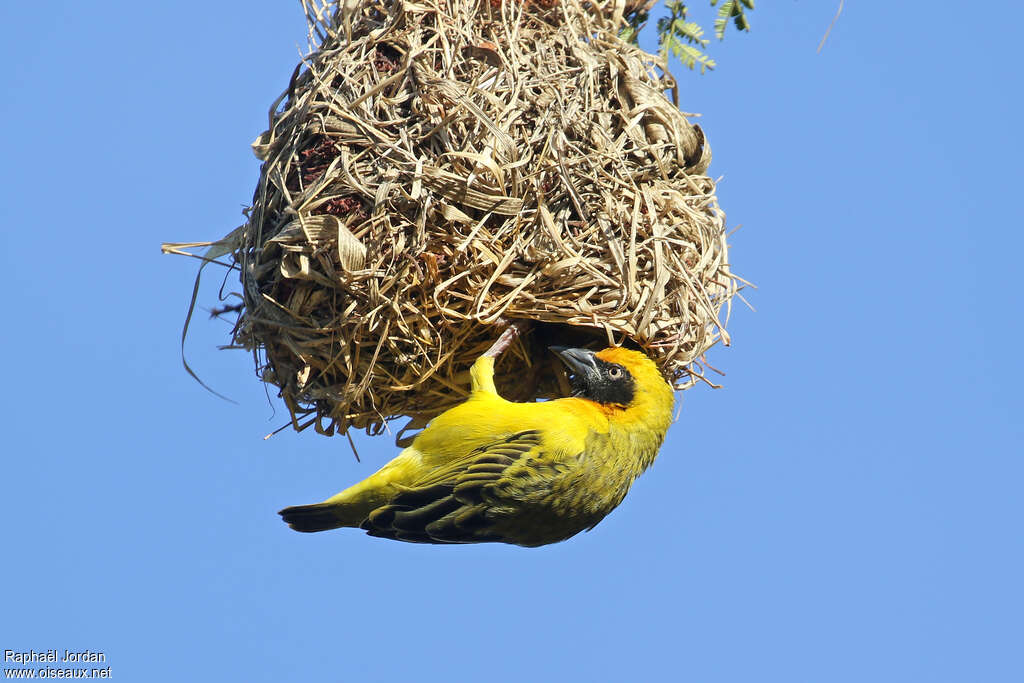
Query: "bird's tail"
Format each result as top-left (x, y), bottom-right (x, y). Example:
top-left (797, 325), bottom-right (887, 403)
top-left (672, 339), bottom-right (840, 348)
top-left (280, 454), bottom-right (410, 533)
top-left (279, 502), bottom-right (356, 533)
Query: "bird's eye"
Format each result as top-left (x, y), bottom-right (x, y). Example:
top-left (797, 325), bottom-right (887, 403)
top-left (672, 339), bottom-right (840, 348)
top-left (608, 366), bottom-right (623, 379)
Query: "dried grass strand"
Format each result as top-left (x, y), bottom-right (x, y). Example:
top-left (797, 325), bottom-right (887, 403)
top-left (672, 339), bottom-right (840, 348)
top-left (165, 0), bottom-right (742, 437)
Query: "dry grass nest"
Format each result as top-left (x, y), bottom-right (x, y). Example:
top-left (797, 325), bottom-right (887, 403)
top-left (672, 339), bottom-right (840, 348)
top-left (165, 0), bottom-right (744, 439)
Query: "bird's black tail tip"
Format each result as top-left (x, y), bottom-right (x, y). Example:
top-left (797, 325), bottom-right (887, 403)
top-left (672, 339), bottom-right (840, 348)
top-left (278, 503), bottom-right (344, 533)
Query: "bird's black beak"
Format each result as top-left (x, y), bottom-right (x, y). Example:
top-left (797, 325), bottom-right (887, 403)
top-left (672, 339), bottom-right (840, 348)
top-left (550, 346), bottom-right (600, 382)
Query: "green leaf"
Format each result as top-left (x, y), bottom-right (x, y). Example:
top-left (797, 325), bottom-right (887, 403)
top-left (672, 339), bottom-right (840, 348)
top-left (654, 1), bottom-right (753, 72)
top-left (658, 1), bottom-right (715, 71)
top-left (620, 0), bottom-right (653, 46)
top-left (711, 0), bottom-right (753, 39)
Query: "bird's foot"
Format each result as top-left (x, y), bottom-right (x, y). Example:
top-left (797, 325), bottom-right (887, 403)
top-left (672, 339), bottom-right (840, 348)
top-left (471, 320), bottom-right (531, 395)
top-left (483, 319), bottom-right (531, 359)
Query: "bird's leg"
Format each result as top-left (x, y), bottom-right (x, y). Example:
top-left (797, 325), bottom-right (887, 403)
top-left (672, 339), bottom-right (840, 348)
top-left (483, 319), bottom-right (531, 358)
top-left (471, 319), bottom-right (531, 394)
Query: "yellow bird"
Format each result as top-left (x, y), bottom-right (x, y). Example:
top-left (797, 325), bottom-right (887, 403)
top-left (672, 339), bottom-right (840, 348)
top-left (279, 345), bottom-right (675, 547)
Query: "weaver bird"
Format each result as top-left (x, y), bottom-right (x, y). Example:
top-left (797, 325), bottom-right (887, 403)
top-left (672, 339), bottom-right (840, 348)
top-left (279, 345), bottom-right (674, 546)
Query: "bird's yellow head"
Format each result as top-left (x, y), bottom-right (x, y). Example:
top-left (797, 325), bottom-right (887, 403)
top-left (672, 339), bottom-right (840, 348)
top-left (551, 346), bottom-right (675, 429)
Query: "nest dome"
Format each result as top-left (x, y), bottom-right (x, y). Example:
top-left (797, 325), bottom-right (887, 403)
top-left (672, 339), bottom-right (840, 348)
top-left (184, 0), bottom-right (739, 437)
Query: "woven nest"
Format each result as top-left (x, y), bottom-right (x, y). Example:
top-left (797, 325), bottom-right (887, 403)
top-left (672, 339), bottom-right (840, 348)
top-left (172, 0), bottom-right (741, 438)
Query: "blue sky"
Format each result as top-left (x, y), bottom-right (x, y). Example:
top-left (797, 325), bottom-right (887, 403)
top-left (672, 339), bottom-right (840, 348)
top-left (2, 2), bottom-right (1022, 681)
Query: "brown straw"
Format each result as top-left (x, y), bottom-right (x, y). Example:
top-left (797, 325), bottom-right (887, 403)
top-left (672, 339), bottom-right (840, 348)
top-left (164, 0), bottom-right (741, 438)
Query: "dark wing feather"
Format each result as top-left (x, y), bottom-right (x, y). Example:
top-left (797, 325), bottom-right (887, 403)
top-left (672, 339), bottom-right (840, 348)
top-left (361, 430), bottom-right (550, 544)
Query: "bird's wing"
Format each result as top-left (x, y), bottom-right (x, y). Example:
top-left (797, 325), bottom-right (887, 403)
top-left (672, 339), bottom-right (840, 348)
top-left (361, 429), bottom-right (576, 544)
